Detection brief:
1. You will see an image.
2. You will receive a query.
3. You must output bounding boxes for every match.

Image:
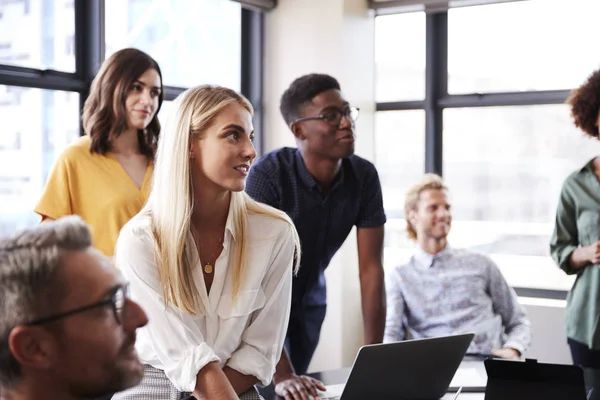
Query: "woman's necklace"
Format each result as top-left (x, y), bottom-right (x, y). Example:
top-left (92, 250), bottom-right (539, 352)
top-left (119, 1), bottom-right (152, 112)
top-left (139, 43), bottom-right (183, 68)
top-left (190, 225), bottom-right (224, 274)
top-left (202, 235), bottom-right (223, 274)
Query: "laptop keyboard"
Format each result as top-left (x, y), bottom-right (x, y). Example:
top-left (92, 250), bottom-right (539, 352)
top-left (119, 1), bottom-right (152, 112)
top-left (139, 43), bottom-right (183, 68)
top-left (314, 384), bottom-right (345, 400)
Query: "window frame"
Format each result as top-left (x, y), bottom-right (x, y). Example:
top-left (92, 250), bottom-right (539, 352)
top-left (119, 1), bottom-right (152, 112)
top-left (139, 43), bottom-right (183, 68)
top-left (375, 9), bottom-right (571, 300)
top-left (0, 0), bottom-right (265, 153)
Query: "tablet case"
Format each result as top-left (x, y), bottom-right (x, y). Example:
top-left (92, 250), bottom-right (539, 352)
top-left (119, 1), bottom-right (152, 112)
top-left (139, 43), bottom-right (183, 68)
top-left (484, 358), bottom-right (587, 400)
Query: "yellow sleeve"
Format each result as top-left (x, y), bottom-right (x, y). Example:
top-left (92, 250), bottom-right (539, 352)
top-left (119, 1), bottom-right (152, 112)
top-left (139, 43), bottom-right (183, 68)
top-left (34, 152), bottom-right (73, 220)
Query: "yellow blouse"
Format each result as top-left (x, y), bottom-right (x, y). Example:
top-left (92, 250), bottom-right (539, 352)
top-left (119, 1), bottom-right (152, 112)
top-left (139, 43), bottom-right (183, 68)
top-left (35, 136), bottom-right (153, 256)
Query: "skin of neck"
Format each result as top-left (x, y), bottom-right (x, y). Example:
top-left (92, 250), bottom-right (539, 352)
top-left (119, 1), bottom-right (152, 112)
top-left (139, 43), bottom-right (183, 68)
top-left (109, 127), bottom-right (140, 156)
top-left (417, 235), bottom-right (448, 256)
top-left (298, 145), bottom-right (342, 190)
top-left (190, 187), bottom-right (230, 233)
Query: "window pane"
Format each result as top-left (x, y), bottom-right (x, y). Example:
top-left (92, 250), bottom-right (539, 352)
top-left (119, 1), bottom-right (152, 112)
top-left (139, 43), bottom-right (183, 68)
top-left (375, 12), bottom-right (425, 102)
top-left (375, 110), bottom-right (425, 270)
top-left (0, 86), bottom-right (79, 236)
top-left (443, 105), bottom-right (600, 290)
top-left (448, 0), bottom-right (600, 94)
top-left (0, 0), bottom-right (75, 71)
top-left (105, 0), bottom-right (241, 90)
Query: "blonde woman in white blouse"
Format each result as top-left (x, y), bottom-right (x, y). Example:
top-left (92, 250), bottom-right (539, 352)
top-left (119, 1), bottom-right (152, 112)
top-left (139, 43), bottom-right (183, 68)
top-left (112, 85), bottom-right (300, 400)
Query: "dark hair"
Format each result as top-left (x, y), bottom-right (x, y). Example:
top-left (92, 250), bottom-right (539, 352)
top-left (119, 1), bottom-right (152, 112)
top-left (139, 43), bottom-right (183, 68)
top-left (279, 73), bottom-right (341, 126)
top-left (567, 68), bottom-right (600, 138)
top-left (83, 48), bottom-right (164, 158)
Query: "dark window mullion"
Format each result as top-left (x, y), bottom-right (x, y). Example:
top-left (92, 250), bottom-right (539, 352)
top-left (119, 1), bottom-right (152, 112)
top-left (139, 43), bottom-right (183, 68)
top-left (240, 7), bottom-right (264, 156)
top-left (424, 11), bottom-right (447, 176)
top-left (74, 0), bottom-right (105, 135)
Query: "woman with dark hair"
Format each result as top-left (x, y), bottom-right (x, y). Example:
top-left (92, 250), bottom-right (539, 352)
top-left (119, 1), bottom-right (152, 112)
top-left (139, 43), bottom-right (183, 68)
top-left (550, 68), bottom-right (600, 368)
top-left (35, 47), bottom-right (163, 257)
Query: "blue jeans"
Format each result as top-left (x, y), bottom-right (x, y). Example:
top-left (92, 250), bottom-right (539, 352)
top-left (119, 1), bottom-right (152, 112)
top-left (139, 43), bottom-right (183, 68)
top-left (284, 305), bottom-right (327, 375)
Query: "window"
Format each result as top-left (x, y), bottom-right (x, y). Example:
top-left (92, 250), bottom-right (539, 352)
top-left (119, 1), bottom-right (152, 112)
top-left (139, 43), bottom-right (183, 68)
top-left (375, 110), bottom-right (425, 270)
top-left (0, 86), bottom-right (79, 236)
top-left (375, 12), bottom-right (425, 102)
top-left (443, 105), bottom-right (600, 291)
top-left (105, 0), bottom-right (242, 90)
top-left (448, 0), bottom-right (600, 94)
top-left (0, 1), bottom-right (263, 236)
top-left (376, 110), bottom-right (425, 220)
top-left (0, 0), bottom-right (75, 71)
top-left (375, 3), bottom-right (596, 295)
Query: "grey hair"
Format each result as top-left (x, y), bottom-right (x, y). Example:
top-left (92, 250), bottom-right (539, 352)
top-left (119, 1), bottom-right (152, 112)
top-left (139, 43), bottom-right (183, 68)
top-left (0, 215), bottom-right (92, 387)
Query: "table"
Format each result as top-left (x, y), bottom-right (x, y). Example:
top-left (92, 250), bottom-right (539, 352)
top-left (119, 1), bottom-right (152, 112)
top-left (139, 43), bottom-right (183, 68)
top-left (259, 360), bottom-right (487, 399)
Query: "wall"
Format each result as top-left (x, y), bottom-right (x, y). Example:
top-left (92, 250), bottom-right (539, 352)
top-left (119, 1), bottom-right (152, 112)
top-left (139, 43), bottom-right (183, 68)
top-left (263, 0), bottom-right (572, 373)
top-left (520, 298), bottom-right (571, 365)
top-left (264, 0), bottom-right (376, 371)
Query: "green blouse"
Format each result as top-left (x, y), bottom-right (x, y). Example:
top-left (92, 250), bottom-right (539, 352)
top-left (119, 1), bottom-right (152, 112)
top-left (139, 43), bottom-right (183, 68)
top-left (550, 159), bottom-right (600, 349)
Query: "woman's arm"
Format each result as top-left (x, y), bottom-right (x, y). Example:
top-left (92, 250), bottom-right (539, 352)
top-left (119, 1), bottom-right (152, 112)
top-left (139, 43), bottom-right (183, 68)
top-left (225, 223), bottom-right (295, 388)
top-left (115, 220), bottom-right (228, 393)
top-left (550, 183), bottom-right (587, 274)
top-left (222, 366), bottom-right (259, 395)
top-left (192, 362), bottom-right (238, 400)
top-left (35, 152), bottom-right (73, 221)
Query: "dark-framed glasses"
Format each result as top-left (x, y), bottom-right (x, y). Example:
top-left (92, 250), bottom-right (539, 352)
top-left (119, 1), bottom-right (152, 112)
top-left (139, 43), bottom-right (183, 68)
top-left (26, 284), bottom-right (130, 326)
top-left (292, 106), bottom-right (359, 127)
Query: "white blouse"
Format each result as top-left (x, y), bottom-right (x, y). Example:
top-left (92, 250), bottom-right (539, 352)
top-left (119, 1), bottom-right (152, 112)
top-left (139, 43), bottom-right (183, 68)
top-left (114, 205), bottom-right (294, 392)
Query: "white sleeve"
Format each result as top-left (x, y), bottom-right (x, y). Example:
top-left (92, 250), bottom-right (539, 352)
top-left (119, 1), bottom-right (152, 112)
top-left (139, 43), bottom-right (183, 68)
top-left (114, 220), bottom-right (220, 392)
top-left (225, 224), bottom-right (294, 386)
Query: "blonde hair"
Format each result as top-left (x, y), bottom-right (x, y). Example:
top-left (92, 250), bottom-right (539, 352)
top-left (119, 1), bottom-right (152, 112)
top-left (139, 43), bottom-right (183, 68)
top-left (145, 85), bottom-right (300, 315)
top-left (404, 173), bottom-right (447, 240)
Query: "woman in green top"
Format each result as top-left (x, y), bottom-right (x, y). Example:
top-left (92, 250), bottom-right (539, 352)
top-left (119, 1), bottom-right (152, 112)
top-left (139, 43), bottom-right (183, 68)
top-left (550, 68), bottom-right (600, 368)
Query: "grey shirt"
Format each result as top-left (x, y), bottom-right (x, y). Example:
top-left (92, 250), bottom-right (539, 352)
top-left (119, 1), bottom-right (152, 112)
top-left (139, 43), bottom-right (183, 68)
top-left (384, 247), bottom-right (531, 355)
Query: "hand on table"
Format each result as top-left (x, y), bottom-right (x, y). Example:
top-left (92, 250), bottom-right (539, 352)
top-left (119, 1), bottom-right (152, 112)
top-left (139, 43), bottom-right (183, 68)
top-left (491, 347), bottom-right (521, 360)
top-left (274, 373), bottom-right (327, 400)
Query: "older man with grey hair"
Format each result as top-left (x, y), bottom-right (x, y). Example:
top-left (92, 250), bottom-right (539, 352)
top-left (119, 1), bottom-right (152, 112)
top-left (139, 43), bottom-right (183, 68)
top-left (0, 216), bottom-right (149, 400)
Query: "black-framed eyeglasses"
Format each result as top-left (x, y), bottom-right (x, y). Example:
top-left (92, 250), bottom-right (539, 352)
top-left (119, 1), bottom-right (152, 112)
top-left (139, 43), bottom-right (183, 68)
top-left (292, 106), bottom-right (359, 127)
top-left (26, 284), bottom-right (130, 326)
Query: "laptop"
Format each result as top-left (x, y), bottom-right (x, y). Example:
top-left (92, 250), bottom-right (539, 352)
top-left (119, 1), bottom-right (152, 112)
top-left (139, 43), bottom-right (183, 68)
top-left (318, 333), bottom-right (474, 400)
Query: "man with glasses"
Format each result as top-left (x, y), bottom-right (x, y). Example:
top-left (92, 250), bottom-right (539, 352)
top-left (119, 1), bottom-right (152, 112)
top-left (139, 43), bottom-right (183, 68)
top-left (0, 216), bottom-right (149, 400)
top-left (246, 73), bottom-right (386, 399)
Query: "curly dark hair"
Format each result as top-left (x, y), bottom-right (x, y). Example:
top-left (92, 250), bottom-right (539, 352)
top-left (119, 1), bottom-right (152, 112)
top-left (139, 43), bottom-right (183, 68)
top-left (83, 48), bottom-right (164, 158)
top-left (567, 68), bottom-right (600, 138)
top-left (279, 73), bottom-right (341, 126)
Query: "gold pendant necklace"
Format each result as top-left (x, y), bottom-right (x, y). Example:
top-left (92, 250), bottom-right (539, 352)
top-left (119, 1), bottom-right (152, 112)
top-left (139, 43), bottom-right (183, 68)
top-left (190, 226), bottom-right (224, 275)
top-left (204, 264), bottom-right (214, 274)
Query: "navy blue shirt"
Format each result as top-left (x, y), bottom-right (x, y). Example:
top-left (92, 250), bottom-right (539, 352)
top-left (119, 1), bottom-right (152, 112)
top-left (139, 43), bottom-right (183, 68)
top-left (245, 147), bottom-right (386, 307)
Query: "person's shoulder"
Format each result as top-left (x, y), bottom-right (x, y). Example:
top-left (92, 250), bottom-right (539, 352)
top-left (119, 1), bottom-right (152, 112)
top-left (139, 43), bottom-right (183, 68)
top-left (60, 136), bottom-right (93, 159)
top-left (118, 211), bottom-right (153, 245)
top-left (53, 136), bottom-right (103, 170)
top-left (390, 257), bottom-right (418, 275)
top-left (561, 161), bottom-right (591, 190)
top-left (252, 147), bottom-right (297, 173)
top-left (346, 154), bottom-right (379, 178)
top-left (453, 248), bottom-right (496, 267)
top-left (248, 206), bottom-right (294, 241)
top-left (565, 167), bottom-right (585, 184)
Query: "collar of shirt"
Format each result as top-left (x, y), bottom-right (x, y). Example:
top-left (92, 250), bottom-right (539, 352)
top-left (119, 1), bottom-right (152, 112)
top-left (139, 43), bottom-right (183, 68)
top-left (219, 195), bottom-right (237, 249)
top-left (413, 245), bottom-right (452, 270)
top-left (293, 149), bottom-right (346, 194)
top-left (579, 158), bottom-right (596, 173)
